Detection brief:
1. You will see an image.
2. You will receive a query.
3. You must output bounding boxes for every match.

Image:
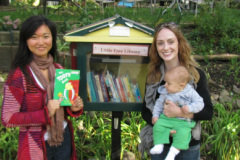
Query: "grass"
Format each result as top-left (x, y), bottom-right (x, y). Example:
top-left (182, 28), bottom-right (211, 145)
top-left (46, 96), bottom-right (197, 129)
top-left (201, 103), bottom-right (240, 160)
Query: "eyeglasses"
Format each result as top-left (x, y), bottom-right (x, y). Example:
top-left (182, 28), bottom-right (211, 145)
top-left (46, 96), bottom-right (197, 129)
top-left (155, 22), bottom-right (179, 32)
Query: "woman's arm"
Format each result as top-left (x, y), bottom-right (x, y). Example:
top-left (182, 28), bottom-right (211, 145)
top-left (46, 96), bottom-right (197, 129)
top-left (1, 69), bottom-right (50, 127)
top-left (163, 100), bottom-right (194, 119)
top-left (141, 100), bottom-right (154, 126)
top-left (193, 68), bottom-right (213, 121)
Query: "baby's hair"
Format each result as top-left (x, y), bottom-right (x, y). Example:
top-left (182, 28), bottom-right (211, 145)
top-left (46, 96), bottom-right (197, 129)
top-left (167, 66), bottom-right (190, 84)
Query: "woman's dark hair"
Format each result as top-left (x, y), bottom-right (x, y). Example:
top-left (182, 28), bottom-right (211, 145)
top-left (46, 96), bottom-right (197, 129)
top-left (10, 15), bottom-right (57, 76)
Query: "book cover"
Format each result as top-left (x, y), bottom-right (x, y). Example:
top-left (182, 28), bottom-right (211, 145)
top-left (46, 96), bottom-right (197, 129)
top-left (87, 72), bottom-right (97, 102)
top-left (54, 69), bottom-right (80, 106)
top-left (100, 74), bottom-right (110, 102)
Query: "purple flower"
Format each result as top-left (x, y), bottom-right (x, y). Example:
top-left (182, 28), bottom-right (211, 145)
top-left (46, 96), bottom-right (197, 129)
top-left (6, 21), bottom-right (13, 25)
top-left (14, 19), bottom-right (20, 25)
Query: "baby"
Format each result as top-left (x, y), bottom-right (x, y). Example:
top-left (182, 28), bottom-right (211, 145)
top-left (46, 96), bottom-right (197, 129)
top-left (150, 66), bottom-right (204, 160)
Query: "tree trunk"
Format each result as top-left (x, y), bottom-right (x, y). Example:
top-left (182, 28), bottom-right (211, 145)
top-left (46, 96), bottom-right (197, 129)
top-left (193, 54), bottom-right (240, 61)
top-left (40, 0), bottom-right (44, 6)
top-left (0, 0), bottom-right (9, 6)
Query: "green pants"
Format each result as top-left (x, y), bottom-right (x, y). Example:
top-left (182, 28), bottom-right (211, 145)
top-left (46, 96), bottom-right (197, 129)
top-left (153, 114), bottom-right (196, 150)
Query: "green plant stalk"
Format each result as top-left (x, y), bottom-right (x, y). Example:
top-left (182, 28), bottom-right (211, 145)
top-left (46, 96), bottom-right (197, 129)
top-left (201, 103), bottom-right (239, 159)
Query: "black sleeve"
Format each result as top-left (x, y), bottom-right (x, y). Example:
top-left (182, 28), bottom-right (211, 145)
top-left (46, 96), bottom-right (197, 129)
top-left (141, 82), bottom-right (161, 127)
top-left (141, 100), bottom-right (153, 126)
top-left (193, 68), bottom-right (213, 121)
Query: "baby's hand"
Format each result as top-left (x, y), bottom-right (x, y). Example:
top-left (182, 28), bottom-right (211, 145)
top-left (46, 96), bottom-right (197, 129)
top-left (182, 105), bottom-right (189, 114)
top-left (152, 117), bottom-right (159, 124)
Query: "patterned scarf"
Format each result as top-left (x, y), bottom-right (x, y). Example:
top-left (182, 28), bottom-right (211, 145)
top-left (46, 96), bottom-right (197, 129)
top-left (29, 54), bottom-right (64, 146)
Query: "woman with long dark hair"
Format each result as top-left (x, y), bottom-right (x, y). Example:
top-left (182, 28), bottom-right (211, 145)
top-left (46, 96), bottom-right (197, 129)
top-left (1, 15), bottom-right (83, 160)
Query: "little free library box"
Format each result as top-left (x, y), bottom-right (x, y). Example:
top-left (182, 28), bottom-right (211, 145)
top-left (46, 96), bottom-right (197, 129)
top-left (64, 15), bottom-right (154, 111)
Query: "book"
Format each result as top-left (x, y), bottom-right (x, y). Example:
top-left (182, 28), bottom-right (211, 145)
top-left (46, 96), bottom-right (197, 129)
top-left (91, 71), bottom-right (100, 102)
top-left (120, 76), bottom-right (130, 102)
top-left (100, 74), bottom-right (110, 102)
top-left (131, 79), bottom-right (142, 102)
top-left (114, 77), bottom-right (124, 102)
top-left (104, 75), bottom-right (115, 102)
top-left (54, 69), bottom-right (80, 106)
top-left (105, 71), bottom-right (120, 102)
top-left (116, 77), bottom-right (127, 102)
top-left (87, 72), bottom-right (97, 102)
top-left (86, 83), bottom-right (91, 102)
top-left (122, 76), bottom-right (135, 102)
top-left (113, 76), bottom-right (121, 102)
top-left (94, 74), bottom-right (105, 102)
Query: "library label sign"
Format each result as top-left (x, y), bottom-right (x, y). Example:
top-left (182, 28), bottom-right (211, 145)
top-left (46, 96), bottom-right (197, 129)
top-left (93, 43), bottom-right (149, 56)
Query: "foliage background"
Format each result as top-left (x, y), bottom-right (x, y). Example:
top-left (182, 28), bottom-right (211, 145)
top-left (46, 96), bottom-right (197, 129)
top-left (0, 0), bottom-right (240, 159)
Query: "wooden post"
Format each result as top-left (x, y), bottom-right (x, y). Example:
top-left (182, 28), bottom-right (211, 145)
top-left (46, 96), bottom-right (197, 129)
top-left (111, 111), bottom-right (123, 160)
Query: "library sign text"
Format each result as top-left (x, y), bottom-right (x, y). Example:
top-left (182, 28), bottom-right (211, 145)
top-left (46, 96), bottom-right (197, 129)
top-left (93, 43), bottom-right (149, 56)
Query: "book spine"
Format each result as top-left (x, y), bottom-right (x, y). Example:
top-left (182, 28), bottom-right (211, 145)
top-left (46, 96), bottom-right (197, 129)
top-left (117, 77), bottom-right (127, 102)
top-left (135, 84), bottom-right (142, 102)
top-left (132, 80), bottom-right (142, 102)
top-left (86, 83), bottom-right (92, 102)
top-left (123, 76), bottom-right (135, 102)
top-left (91, 71), bottom-right (100, 102)
top-left (106, 72), bottom-right (119, 102)
top-left (110, 75), bottom-right (121, 102)
top-left (130, 81), bottom-right (137, 102)
top-left (95, 74), bottom-right (104, 102)
top-left (100, 74), bottom-right (109, 102)
top-left (120, 76), bottom-right (130, 102)
top-left (104, 76), bottom-right (115, 102)
top-left (113, 77), bottom-right (123, 102)
top-left (87, 72), bottom-right (97, 102)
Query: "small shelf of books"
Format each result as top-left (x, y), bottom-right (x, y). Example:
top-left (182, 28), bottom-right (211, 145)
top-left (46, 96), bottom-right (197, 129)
top-left (81, 43), bottom-right (149, 111)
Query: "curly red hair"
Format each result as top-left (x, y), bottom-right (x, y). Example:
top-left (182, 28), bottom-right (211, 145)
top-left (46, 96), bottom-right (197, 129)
top-left (147, 22), bottom-right (200, 84)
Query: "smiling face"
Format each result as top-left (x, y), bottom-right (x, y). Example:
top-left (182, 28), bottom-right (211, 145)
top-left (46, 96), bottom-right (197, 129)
top-left (27, 24), bottom-right (52, 58)
top-left (156, 28), bottom-right (179, 64)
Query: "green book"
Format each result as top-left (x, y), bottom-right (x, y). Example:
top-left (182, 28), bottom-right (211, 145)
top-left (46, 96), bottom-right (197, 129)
top-left (54, 69), bottom-right (80, 106)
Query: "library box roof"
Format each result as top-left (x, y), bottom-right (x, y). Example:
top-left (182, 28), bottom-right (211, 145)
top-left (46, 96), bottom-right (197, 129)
top-left (64, 14), bottom-right (154, 43)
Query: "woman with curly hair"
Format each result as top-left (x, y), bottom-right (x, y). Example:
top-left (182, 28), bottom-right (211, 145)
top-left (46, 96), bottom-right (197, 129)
top-left (139, 22), bottom-right (213, 160)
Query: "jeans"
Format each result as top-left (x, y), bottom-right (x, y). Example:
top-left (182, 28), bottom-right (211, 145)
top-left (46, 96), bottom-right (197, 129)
top-left (151, 143), bottom-right (200, 160)
top-left (45, 125), bottom-right (72, 160)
